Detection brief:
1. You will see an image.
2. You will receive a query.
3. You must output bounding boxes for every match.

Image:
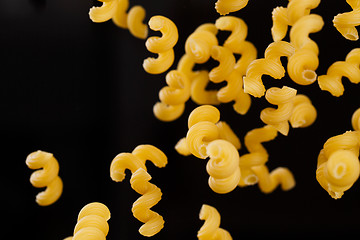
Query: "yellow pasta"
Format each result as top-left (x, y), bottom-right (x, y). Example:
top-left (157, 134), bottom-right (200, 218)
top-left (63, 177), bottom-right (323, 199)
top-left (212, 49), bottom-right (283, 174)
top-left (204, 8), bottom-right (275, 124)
top-left (191, 70), bottom-right (221, 105)
top-left (317, 48), bottom-right (360, 97)
top-left (209, 46), bottom-right (236, 83)
top-left (153, 70), bottom-right (191, 121)
top-left (198, 204), bottom-right (233, 240)
top-left (287, 14), bottom-right (324, 85)
top-left (215, 0), bottom-right (249, 16)
top-left (25, 150), bottom-right (63, 206)
top-left (243, 41), bottom-right (295, 98)
top-left (271, 6), bottom-right (289, 42)
top-left (333, 0), bottom-right (360, 41)
top-left (215, 16), bottom-right (248, 51)
top-left (130, 168), bottom-right (164, 237)
top-left (316, 131), bottom-right (360, 199)
top-left (289, 94), bottom-right (317, 128)
top-left (260, 86), bottom-right (297, 136)
top-left (66, 202), bottom-right (111, 240)
top-left (352, 107), bottom-right (360, 131)
top-left (143, 15), bottom-right (178, 74)
top-left (89, 0), bottom-right (148, 39)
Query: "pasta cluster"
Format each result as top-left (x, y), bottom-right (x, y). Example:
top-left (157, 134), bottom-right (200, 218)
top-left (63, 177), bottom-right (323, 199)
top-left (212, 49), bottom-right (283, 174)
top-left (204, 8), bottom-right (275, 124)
top-left (333, 0), bottom-right (360, 41)
top-left (143, 15), bottom-right (178, 74)
top-left (65, 202), bottom-right (111, 240)
top-left (25, 150), bottom-right (63, 206)
top-left (197, 204), bottom-right (232, 240)
top-left (109, 144), bottom-right (167, 236)
top-left (89, 0), bottom-right (148, 39)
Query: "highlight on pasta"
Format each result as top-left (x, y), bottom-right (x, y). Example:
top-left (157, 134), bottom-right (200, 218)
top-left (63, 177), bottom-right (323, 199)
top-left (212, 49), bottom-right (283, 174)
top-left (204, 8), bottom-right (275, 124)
top-left (214, 0), bottom-right (249, 16)
top-left (25, 150), bottom-right (63, 206)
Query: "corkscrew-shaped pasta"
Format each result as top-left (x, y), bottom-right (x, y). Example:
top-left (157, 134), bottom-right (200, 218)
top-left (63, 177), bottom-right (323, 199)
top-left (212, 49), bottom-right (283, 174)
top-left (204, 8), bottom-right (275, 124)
top-left (130, 168), bottom-right (164, 237)
top-left (89, 0), bottom-right (148, 39)
top-left (260, 86), bottom-right (297, 136)
top-left (243, 41), bottom-right (295, 98)
top-left (143, 15), bottom-right (178, 74)
top-left (215, 0), bottom-right (249, 16)
top-left (289, 94), bottom-right (317, 128)
top-left (316, 131), bottom-right (360, 199)
top-left (317, 48), bottom-right (360, 97)
top-left (191, 70), bottom-right (221, 105)
top-left (287, 14), bottom-right (324, 85)
top-left (271, 6), bottom-right (289, 42)
top-left (352, 108), bottom-right (360, 131)
top-left (25, 150), bottom-right (63, 206)
top-left (198, 204), bottom-right (232, 240)
top-left (66, 202), bottom-right (111, 240)
top-left (333, 0), bottom-right (360, 41)
top-left (153, 70), bottom-right (191, 121)
top-left (209, 46), bottom-right (236, 83)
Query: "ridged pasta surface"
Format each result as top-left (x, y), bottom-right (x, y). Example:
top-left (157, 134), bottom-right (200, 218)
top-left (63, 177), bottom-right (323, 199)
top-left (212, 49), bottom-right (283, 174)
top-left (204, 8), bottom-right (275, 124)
top-left (333, 0), bottom-right (360, 41)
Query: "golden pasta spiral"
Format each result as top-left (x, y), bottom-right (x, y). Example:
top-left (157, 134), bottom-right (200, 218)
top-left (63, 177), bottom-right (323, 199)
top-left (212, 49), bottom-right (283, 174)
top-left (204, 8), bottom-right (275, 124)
top-left (198, 204), bottom-right (233, 240)
top-left (286, 0), bottom-right (321, 25)
top-left (316, 131), bottom-right (360, 199)
top-left (260, 86), bottom-right (297, 136)
top-left (215, 0), bottom-right (249, 16)
top-left (209, 46), bottom-right (236, 83)
top-left (271, 6), bottom-right (289, 42)
top-left (191, 70), bottom-right (221, 105)
top-left (25, 150), bottom-right (63, 206)
top-left (143, 15), bottom-right (178, 74)
top-left (317, 48), bottom-right (360, 97)
top-left (333, 0), bottom-right (360, 41)
top-left (130, 168), bottom-right (164, 237)
top-left (287, 14), bottom-right (324, 85)
top-left (289, 94), bottom-right (317, 128)
top-left (67, 202), bottom-right (111, 240)
top-left (352, 108), bottom-right (360, 131)
top-left (243, 41), bottom-right (295, 98)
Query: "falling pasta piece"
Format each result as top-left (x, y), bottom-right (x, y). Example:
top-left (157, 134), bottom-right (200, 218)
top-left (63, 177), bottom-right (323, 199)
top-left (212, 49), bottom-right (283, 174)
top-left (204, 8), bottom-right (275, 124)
top-left (333, 0), bottom-right (360, 41)
top-left (215, 0), bottom-right (249, 16)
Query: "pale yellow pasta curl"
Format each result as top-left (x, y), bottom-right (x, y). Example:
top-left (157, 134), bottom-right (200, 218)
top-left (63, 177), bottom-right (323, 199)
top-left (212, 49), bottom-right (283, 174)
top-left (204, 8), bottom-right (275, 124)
top-left (191, 70), bottom-right (221, 105)
top-left (243, 41), bottom-right (295, 98)
top-left (25, 150), bottom-right (63, 206)
top-left (352, 108), bottom-right (360, 131)
top-left (317, 48), bottom-right (360, 97)
top-left (333, 0), bottom-right (360, 41)
top-left (130, 168), bottom-right (164, 237)
top-left (287, 14), bottom-right (324, 85)
top-left (209, 46), bottom-right (236, 83)
top-left (198, 204), bottom-right (233, 240)
top-left (206, 140), bottom-right (241, 194)
top-left (66, 202), bottom-right (111, 240)
top-left (289, 94), bottom-right (317, 128)
top-left (215, 0), bottom-right (249, 16)
top-left (260, 86), bottom-right (297, 136)
top-left (316, 131), bottom-right (360, 199)
top-left (143, 16), bottom-right (178, 74)
top-left (127, 5), bottom-right (148, 39)
top-left (271, 6), bottom-right (289, 42)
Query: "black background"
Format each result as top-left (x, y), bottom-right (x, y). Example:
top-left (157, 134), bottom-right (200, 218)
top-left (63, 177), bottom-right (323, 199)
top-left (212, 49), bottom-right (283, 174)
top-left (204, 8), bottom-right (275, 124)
top-left (2, 0), bottom-right (360, 239)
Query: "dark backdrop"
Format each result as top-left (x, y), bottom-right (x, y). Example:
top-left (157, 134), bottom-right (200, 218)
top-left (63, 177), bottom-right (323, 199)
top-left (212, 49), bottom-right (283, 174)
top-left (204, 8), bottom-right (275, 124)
top-left (2, 0), bottom-right (360, 239)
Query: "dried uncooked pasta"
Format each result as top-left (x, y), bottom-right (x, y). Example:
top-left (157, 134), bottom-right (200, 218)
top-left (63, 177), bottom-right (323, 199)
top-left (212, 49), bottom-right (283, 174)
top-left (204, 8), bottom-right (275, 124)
top-left (289, 94), bottom-right (317, 128)
top-left (25, 150), bottom-right (63, 206)
top-left (215, 0), bottom-right (249, 16)
top-left (209, 46), bottom-right (236, 83)
top-left (352, 107), bottom-right (360, 131)
top-left (333, 0), bottom-right (360, 41)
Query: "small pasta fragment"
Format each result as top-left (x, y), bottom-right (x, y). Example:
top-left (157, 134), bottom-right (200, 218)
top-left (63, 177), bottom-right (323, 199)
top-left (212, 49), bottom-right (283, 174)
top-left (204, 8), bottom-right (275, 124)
top-left (215, 0), bottom-right (249, 16)
top-left (352, 108), bottom-right (360, 131)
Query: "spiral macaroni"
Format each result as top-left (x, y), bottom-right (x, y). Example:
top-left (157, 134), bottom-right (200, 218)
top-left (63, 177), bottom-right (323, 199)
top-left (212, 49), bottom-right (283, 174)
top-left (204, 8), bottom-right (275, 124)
top-left (333, 0), bottom-right (360, 41)
top-left (198, 204), bottom-right (232, 240)
top-left (215, 0), bottom-right (249, 16)
top-left (317, 48), bottom-right (360, 97)
top-left (66, 202), bottom-right (111, 240)
top-left (209, 46), bottom-right (236, 83)
top-left (26, 150), bottom-right (63, 206)
top-left (289, 94), bottom-right (317, 128)
top-left (352, 108), bottom-right (360, 131)
top-left (143, 15), bottom-right (178, 74)
top-left (191, 70), bottom-right (221, 105)
top-left (316, 131), bottom-right (360, 199)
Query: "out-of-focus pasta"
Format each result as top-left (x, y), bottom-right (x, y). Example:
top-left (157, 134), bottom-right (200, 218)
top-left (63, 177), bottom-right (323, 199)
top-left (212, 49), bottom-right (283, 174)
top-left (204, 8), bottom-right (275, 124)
top-left (352, 108), bottom-right (360, 131)
top-left (317, 48), bottom-right (360, 97)
top-left (215, 0), bottom-right (249, 16)
top-left (209, 46), bottom-right (236, 83)
top-left (143, 15), bottom-right (178, 74)
top-left (198, 204), bottom-right (232, 240)
top-left (333, 0), bottom-right (360, 41)
top-left (25, 150), bottom-right (63, 206)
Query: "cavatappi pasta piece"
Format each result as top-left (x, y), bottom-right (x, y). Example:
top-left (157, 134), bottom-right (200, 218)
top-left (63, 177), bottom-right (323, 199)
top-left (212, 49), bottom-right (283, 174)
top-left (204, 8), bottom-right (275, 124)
top-left (25, 150), bottom-right (63, 206)
top-left (153, 70), bottom-right (191, 121)
top-left (316, 131), bottom-right (360, 199)
top-left (143, 15), bottom-right (178, 74)
top-left (317, 48), bottom-right (360, 97)
top-left (89, 0), bottom-right (148, 39)
top-left (66, 202), bottom-right (111, 240)
top-left (243, 41), bottom-right (295, 98)
top-left (185, 24), bottom-right (219, 64)
top-left (206, 140), bottom-right (241, 193)
top-left (271, 6), bottom-right (289, 42)
top-left (287, 14), bottom-right (324, 85)
top-left (198, 204), bottom-right (233, 240)
top-left (191, 70), bottom-right (221, 105)
top-left (215, 0), bottom-right (249, 16)
top-left (238, 125), bottom-right (277, 186)
top-left (260, 86), bottom-right (297, 136)
top-left (215, 16), bottom-right (248, 51)
top-left (177, 54), bottom-right (198, 81)
top-left (333, 0), bottom-right (360, 41)
top-left (289, 94), bottom-right (317, 128)
top-left (286, 0), bottom-right (321, 25)
top-left (209, 46), bottom-right (236, 83)
top-left (110, 144), bottom-right (167, 182)
top-left (352, 108), bottom-right (360, 131)
top-left (130, 168), bottom-right (164, 236)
